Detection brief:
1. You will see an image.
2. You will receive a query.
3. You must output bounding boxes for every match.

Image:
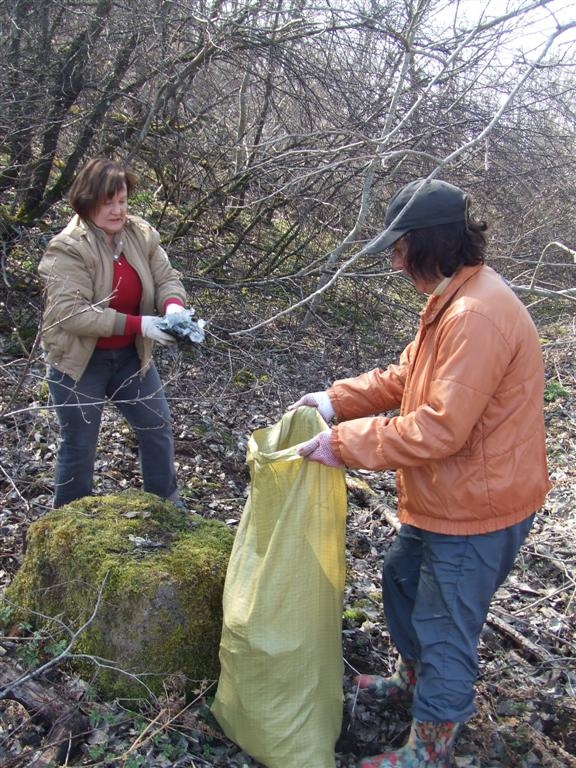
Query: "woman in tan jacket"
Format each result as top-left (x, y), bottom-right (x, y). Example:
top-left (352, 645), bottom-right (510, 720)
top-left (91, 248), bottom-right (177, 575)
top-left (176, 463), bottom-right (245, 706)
top-left (39, 158), bottom-right (188, 509)
top-left (290, 179), bottom-right (550, 768)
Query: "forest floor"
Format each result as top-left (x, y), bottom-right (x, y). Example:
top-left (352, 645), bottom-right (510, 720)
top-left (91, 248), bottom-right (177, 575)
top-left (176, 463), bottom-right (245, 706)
top-left (0, 307), bottom-right (575, 768)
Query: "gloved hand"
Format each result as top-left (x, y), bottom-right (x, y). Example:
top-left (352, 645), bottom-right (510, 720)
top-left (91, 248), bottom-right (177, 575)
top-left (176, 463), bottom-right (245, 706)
top-left (165, 302), bottom-right (188, 317)
top-left (288, 391), bottom-right (335, 422)
top-left (158, 307), bottom-right (206, 344)
top-left (298, 430), bottom-right (344, 468)
top-left (140, 316), bottom-right (177, 346)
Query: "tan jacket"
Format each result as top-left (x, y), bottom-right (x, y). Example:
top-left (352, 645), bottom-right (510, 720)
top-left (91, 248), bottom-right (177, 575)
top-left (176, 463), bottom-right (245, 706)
top-left (328, 265), bottom-right (550, 535)
top-left (38, 214), bottom-right (186, 381)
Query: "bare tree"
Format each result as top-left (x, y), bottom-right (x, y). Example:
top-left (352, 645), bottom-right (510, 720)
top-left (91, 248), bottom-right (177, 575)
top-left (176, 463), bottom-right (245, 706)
top-left (0, 0), bottom-right (574, 317)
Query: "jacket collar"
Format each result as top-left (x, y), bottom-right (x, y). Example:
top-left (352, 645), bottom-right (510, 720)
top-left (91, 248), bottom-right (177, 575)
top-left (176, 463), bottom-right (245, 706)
top-left (65, 214), bottom-right (131, 251)
top-left (81, 216), bottom-right (115, 247)
top-left (421, 264), bottom-right (484, 325)
top-left (62, 214), bottom-right (103, 246)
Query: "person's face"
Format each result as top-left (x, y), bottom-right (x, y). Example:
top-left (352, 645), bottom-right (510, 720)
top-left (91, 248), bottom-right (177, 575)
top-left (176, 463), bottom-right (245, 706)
top-left (390, 237), bottom-right (409, 273)
top-left (390, 236), bottom-right (442, 295)
top-left (90, 185), bottom-right (128, 238)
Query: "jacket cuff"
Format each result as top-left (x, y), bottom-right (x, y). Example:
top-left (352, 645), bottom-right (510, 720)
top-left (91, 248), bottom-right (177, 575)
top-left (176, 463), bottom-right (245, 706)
top-left (326, 385), bottom-right (342, 420)
top-left (330, 426), bottom-right (345, 463)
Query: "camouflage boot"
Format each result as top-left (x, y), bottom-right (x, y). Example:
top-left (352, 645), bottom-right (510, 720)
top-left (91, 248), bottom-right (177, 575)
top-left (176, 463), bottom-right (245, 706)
top-left (359, 720), bottom-right (459, 768)
top-left (355, 658), bottom-right (417, 706)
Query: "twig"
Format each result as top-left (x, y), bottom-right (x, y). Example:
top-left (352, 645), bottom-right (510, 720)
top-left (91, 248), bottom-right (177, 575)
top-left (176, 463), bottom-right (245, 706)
top-left (486, 609), bottom-right (552, 663)
top-left (0, 572), bottom-right (110, 699)
top-left (0, 460), bottom-right (30, 512)
top-left (345, 474), bottom-right (401, 532)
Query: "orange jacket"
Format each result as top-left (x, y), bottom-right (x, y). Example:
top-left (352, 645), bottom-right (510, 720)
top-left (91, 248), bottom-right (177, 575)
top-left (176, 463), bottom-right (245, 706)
top-left (328, 265), bottom-right (550, 535)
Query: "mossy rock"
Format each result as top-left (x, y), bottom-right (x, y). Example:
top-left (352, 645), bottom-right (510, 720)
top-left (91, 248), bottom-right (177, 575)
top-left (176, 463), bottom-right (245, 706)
top-left (5, 491), bottom-right (234, 701)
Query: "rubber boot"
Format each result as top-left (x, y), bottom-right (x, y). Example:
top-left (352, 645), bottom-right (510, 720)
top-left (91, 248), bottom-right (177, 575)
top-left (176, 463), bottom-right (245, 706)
top-left (359, 719), bottom-right (460, 767)
top-left (355, 658), bottom-right (417, 706)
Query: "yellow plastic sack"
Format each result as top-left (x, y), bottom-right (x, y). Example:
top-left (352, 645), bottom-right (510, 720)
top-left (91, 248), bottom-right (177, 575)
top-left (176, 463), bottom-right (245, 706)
top-left (212, 407), bottom-right (347, 768)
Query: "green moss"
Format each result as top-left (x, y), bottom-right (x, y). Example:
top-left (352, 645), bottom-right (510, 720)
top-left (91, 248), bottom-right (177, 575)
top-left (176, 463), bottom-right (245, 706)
top-left (5, 491), bottom-right (234, 701)
top-left (544, 380), bottom-right (569, 402)
top-left (342, 607), bottom-right (369, 625)
top-left (232, 368), bottom-right (257, 391)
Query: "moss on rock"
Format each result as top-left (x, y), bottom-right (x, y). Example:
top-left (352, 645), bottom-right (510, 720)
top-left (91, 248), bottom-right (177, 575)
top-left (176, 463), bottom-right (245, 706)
top-left (5, 491), bottom-right (234, 701)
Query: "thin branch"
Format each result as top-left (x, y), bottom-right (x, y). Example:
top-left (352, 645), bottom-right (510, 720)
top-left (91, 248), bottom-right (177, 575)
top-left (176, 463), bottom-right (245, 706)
top-left (230, 22), bottom-right (567, 336)
top-left (0, 572), bottom-right (110, 699)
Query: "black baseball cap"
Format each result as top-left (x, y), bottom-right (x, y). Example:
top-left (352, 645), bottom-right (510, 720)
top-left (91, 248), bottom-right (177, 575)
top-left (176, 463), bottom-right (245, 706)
top-left (365, 178), bottom-right (467, 253)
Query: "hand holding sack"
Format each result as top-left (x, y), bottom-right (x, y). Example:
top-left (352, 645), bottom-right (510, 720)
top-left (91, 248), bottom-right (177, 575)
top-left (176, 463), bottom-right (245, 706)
top-left (288, 390), bottom-right (335, 423)
top-left (299, 430), bottom-right (344, 468)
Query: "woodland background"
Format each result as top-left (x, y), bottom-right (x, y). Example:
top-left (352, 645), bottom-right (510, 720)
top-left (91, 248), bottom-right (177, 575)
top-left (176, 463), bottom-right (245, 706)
top-left (0, 0), bottom-right (575, 766)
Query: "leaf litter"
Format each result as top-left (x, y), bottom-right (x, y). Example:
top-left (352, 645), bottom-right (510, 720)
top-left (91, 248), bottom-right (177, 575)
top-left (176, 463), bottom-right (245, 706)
top-left (0, 316), bottom-right (574, 767)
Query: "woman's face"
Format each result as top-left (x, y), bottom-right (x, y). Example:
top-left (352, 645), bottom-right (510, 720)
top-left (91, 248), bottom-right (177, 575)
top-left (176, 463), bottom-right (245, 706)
top-left (391, 236), bottom-right (442, 295)
top-left (390, 237), bottom-right (409, 273)
top-left (90, 184), bottom-right (128, 238)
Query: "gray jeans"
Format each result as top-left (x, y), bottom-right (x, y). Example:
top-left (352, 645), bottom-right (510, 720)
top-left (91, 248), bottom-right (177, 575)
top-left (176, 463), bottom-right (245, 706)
top-left (48, 346), bottom-right (178, 508)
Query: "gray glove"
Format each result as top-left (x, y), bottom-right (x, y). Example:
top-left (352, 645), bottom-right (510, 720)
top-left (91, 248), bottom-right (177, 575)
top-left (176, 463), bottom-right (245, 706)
top-left (140, 316), bottom-right (177, 346)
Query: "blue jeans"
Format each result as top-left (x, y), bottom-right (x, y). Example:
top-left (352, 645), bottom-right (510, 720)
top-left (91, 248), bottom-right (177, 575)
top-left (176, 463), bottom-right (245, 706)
top-left (48, 346), bottom-right (178, 508)
top-left (382, 515), bottom-right (535, 723)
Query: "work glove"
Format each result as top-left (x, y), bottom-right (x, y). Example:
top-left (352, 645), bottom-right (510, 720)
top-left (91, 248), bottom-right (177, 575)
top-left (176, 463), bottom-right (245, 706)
top-left (140, 316), bottom-right (177, 346)
top-left (164, 302), bottom-right (188, 317)
top-left (158, 307), bottom-right (206, 344)
top-left (298, 430), bottom-right (344, 468)
top-left (288, 390), bottom-right (335, 423)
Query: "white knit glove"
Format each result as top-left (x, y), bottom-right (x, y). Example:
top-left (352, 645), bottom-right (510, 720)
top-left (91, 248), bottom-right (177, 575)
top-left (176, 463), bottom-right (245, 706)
top-left (141, 316), bottom-right (177, 346)
top-left (165, 303), bottom-right (188, 317)
top-left (288, 391), bottom-right (335, 423)
top-left (298, 430), bottom-right (344, 468)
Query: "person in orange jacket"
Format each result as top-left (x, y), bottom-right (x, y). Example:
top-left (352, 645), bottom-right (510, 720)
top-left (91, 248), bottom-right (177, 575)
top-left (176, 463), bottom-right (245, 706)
top-left (289, 178), bottom-right (550, 768)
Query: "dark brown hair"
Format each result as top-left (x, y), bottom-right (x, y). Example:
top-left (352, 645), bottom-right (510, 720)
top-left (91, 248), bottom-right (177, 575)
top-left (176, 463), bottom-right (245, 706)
top-left (403, 216), bottom-right (488, 281)
top-left (68, 158), bottom-right (138, 219)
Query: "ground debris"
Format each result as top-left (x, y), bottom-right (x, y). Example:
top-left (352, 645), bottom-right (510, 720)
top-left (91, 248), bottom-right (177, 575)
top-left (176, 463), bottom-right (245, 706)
top-left (0, 316), bottom-right (574, 767)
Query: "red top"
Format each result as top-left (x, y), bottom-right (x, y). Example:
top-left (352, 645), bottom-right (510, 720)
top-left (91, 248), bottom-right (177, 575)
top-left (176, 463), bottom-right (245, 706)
top-left (96, 254), bottom-right (185, 349)
top-left (96, 254), bottom-right (142, 348)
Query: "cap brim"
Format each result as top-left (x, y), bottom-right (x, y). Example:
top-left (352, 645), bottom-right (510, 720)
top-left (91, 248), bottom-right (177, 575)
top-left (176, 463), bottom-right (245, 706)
top-left (363, 226), bottom-right (406, 254)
